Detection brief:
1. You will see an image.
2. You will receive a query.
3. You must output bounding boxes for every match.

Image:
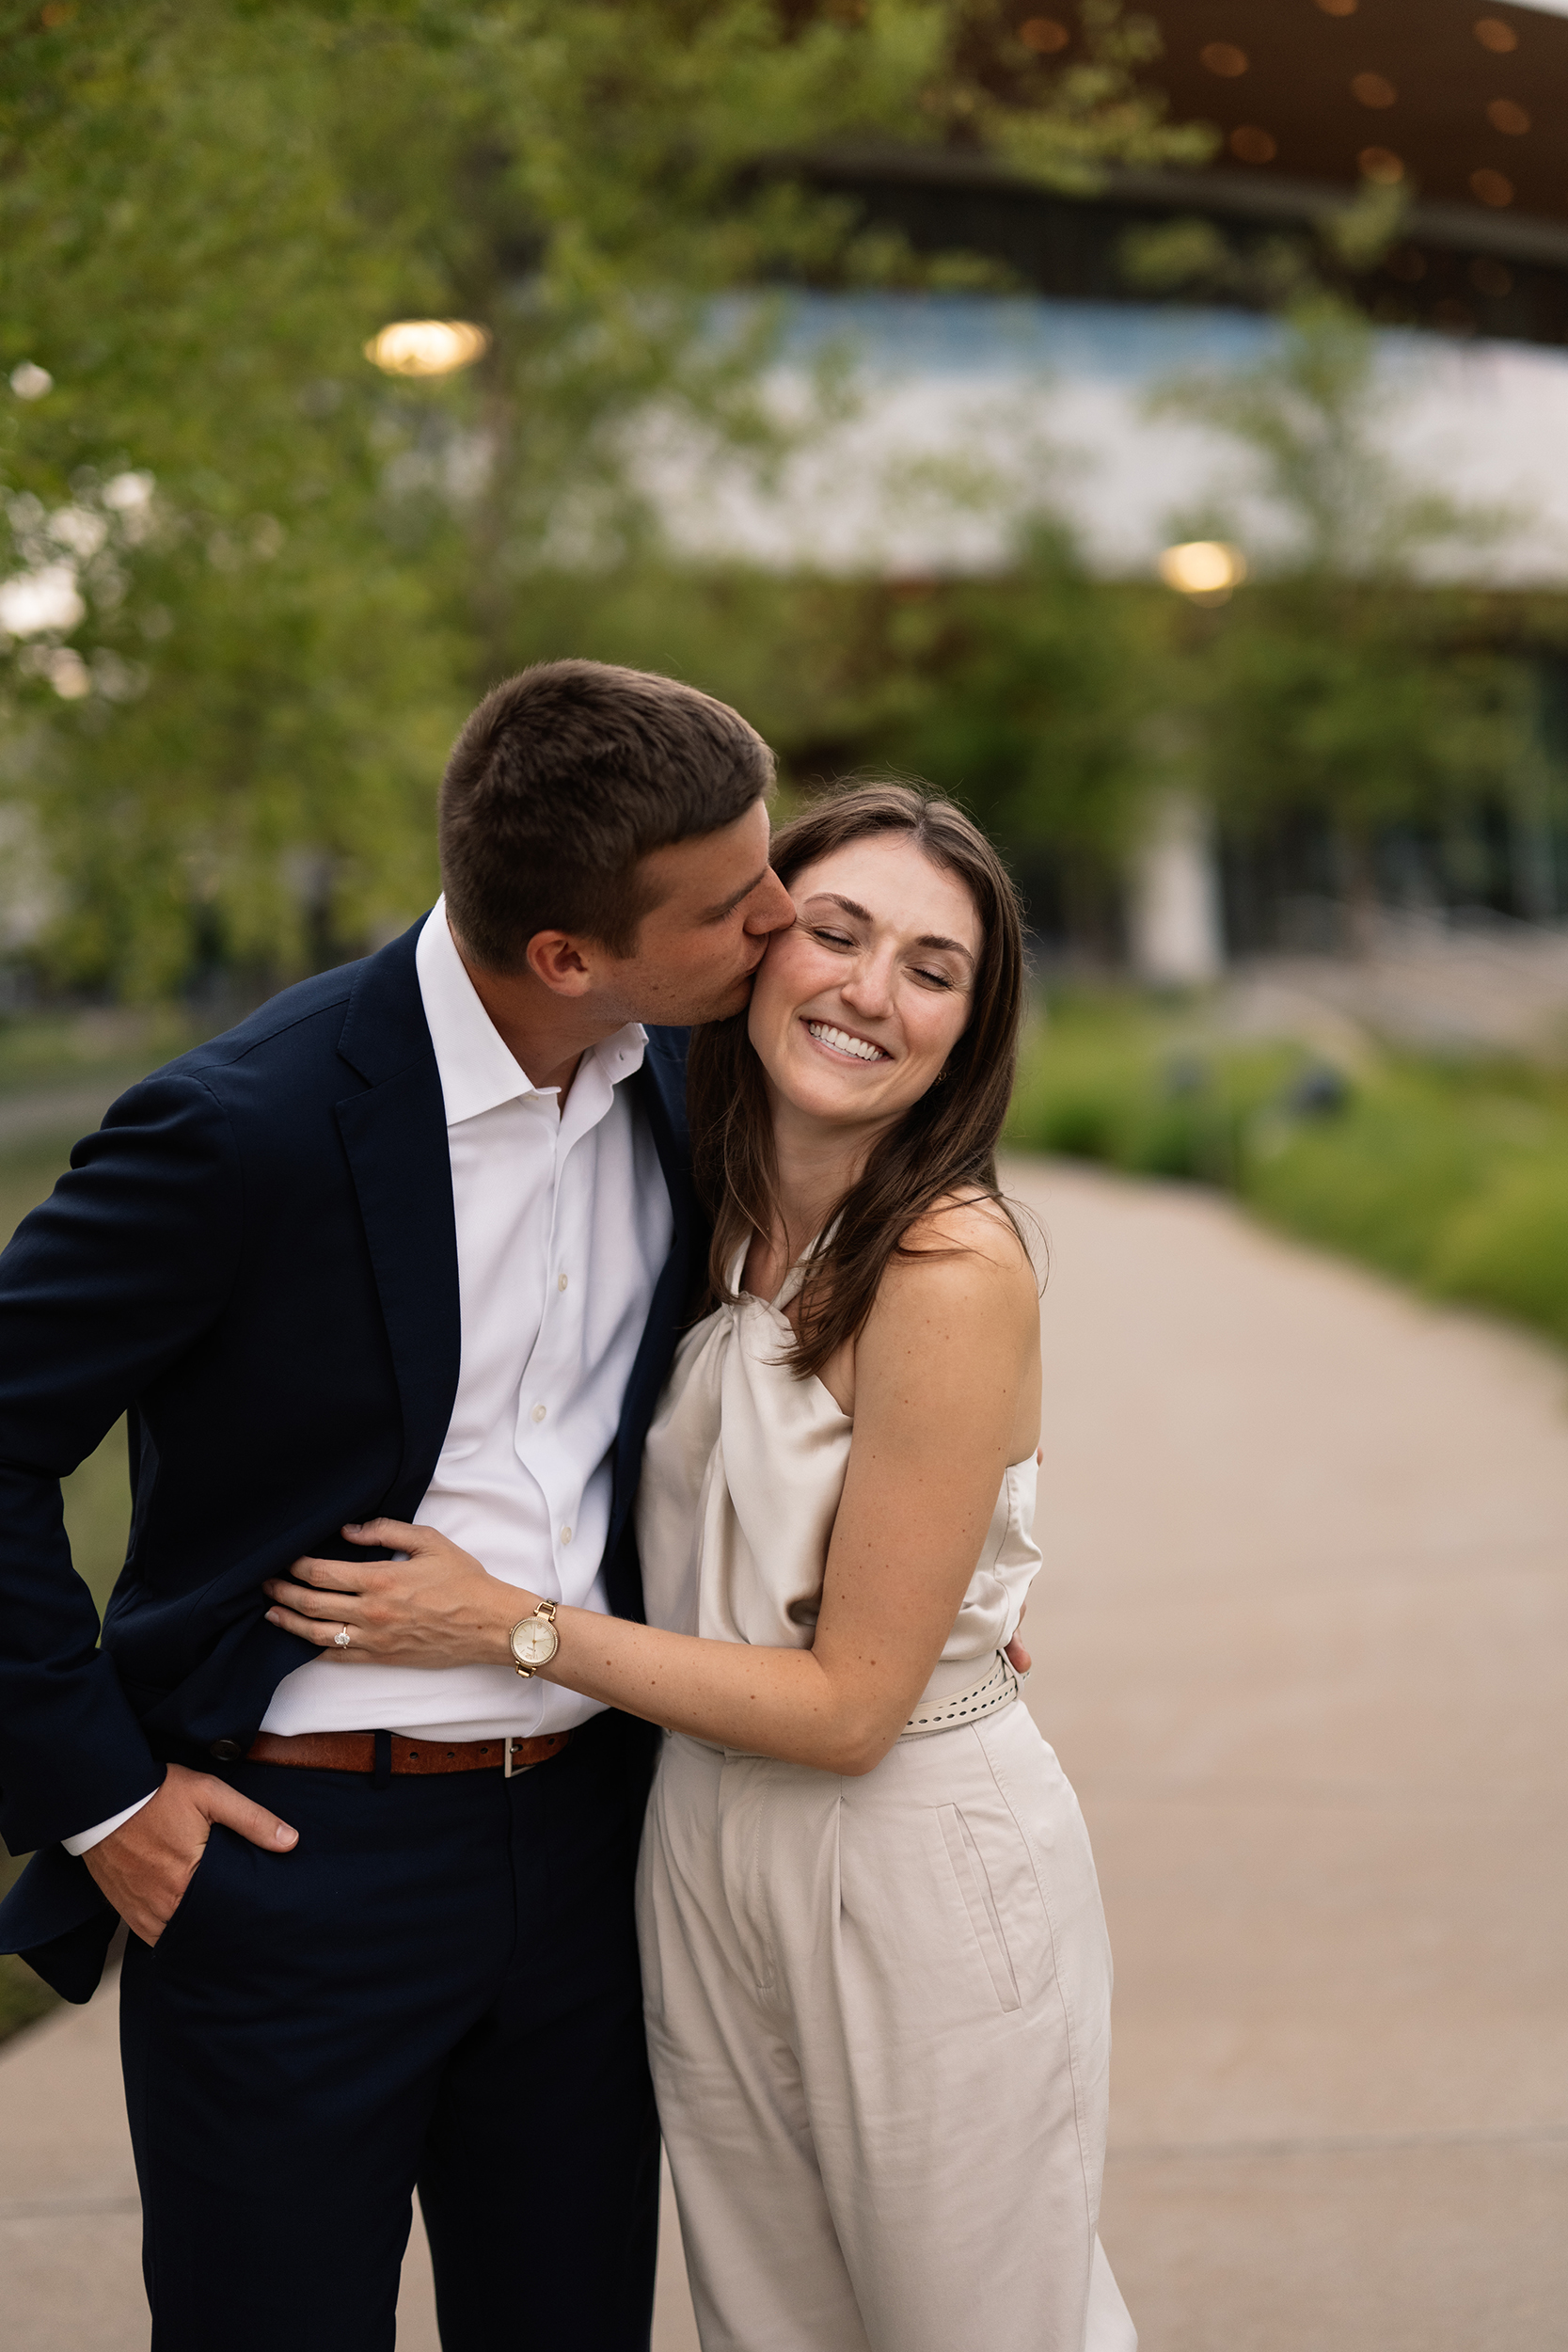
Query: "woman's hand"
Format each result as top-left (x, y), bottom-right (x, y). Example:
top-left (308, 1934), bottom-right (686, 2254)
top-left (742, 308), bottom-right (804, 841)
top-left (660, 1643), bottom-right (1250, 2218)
top-left (262, 1518), bottom-right (525, 1670)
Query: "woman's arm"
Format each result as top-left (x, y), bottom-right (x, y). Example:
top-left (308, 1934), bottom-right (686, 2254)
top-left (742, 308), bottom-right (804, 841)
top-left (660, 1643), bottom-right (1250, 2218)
top-left (264, 1212), bottom-right (1040, 1776)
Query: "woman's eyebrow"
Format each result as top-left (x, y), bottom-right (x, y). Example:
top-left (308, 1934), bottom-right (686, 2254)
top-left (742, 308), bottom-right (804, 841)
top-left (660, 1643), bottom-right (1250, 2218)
top-left (803, 892), bottom-right (974, 964)
top-left (802, 891), bottom-right (872, 922)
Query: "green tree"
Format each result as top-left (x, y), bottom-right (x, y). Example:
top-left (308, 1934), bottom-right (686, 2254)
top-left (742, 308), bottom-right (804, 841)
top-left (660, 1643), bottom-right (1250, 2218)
top-left (1150, 301), bottom-right (1539, 936)
top-left (0, 0), bottom-right (1203, 994)
top-left (770, 531), bottom-right (1161, 941)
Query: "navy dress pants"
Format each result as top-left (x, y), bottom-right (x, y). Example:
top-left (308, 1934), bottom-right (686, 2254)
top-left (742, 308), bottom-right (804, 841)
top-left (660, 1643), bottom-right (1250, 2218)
top-left (118, 1708), bottom-right (660, 2352)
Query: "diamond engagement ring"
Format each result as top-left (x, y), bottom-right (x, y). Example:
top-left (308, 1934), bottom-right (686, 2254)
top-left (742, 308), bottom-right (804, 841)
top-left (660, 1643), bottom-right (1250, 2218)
top-left (334, 1625), bottom-right (351, 1648)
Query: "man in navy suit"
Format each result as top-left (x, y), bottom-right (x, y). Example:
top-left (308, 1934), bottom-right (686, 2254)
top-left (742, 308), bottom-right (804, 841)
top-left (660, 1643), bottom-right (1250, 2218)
top-left (0, 660), bottom-right (795, 2350)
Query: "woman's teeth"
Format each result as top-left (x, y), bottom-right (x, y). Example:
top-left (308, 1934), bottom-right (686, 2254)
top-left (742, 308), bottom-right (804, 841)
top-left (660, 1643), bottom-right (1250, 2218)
top-left (806, 1021), bottom-right (888, 1063)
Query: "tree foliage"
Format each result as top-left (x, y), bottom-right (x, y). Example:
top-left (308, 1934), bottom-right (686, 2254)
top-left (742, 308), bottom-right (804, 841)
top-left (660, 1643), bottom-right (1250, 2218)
top-left (1149, 301), bottom-right (1544, 921)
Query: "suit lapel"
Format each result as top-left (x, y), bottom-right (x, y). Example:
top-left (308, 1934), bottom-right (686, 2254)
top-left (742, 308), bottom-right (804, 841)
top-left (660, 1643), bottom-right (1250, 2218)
top-left (334, 922), bottom-right (462, 1514)
top-left (608, 1032), bottom-right (702, 1571)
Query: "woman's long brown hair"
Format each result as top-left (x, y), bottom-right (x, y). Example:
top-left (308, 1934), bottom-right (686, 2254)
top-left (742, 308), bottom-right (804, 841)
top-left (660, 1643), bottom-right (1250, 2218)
top-left (686, 780), bottom-right (1027, 1380)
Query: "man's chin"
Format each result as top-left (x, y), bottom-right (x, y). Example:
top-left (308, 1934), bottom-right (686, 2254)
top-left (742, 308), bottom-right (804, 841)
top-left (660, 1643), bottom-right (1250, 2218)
top-left (689, 971), bottom-right (760, 1025)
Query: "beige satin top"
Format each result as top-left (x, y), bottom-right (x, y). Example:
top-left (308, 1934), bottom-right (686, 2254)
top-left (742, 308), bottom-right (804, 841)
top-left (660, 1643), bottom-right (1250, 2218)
top-left (637, 1250), bottom-right (1041, 1707)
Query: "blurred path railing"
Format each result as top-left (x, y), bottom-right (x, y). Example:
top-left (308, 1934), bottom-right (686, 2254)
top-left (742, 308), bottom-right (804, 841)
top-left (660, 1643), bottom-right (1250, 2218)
top-left (0, 1083), bottom-right (133, 1156)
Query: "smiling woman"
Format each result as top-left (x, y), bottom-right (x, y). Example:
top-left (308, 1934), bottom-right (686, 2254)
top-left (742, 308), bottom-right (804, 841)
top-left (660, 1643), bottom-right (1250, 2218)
top-left (689, 779), bottom-right (1027, 1380)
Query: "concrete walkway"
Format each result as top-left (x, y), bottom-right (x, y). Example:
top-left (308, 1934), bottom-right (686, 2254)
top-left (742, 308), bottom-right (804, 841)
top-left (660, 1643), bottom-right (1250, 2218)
top-left (1010, 1158), bottom-right (1568, 2352)
top-left (5, 1158), bottom-right (1565, 2348)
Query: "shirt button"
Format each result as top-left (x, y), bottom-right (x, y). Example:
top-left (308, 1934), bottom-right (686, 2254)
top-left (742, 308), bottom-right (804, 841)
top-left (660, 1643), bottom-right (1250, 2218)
top-left (561, 1525), bottom-right (573, 1545)
top-left (531, 1403), bottom-right (546, 1423)
top-left (558, 1272), bottom-right (568, 1292)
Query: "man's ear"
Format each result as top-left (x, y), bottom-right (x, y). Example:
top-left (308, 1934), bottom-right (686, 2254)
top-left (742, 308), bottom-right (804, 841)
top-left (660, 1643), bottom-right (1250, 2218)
top-left (525, 930), bottom-right (597, 999)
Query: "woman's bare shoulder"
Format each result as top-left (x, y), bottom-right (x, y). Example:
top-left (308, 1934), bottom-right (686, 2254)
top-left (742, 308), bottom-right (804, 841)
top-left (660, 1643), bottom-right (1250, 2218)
top-left (851, 1192), bottom-right (1039, 1438)
top-left (899, 1189), bottom-right (1036, 1277)
top-left (876, 1190), bottom-right (1038, 1326)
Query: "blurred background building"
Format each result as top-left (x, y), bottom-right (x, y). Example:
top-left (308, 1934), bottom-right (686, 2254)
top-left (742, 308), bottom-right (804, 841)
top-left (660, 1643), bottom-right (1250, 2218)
top-left (662, 0), bottom-right (1568, 974)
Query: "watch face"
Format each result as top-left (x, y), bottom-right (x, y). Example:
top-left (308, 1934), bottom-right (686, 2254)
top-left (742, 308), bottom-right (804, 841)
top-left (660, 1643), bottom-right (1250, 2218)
top-left (514, 1617), bottom-right (559, 1668)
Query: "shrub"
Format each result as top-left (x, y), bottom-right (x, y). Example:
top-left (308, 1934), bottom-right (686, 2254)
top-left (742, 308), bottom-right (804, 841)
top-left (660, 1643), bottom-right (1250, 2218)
top-left (1429, 1166), bottom-right (1568, 1344)
top-left (1006, 995), bottom-right (1568, 1358)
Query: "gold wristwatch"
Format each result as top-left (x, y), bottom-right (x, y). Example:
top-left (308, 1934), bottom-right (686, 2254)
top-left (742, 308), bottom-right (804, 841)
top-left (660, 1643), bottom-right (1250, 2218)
top-left (509, 1598), bottom-right (560, 1677)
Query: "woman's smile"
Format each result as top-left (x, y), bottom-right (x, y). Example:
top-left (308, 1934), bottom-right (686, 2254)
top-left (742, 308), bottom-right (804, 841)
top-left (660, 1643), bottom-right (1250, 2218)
top-left (801, 1018), bottom-right (893, 1065)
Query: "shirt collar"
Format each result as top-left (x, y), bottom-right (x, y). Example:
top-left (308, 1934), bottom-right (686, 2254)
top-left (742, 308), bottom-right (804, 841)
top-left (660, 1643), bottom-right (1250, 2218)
top-left (416, 899), bottom-right (648, 1128)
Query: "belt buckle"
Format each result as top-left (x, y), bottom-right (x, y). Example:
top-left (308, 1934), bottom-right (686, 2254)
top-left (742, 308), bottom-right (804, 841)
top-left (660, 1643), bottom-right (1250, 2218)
top-left (503, 1736), bottom-right (533, 1781)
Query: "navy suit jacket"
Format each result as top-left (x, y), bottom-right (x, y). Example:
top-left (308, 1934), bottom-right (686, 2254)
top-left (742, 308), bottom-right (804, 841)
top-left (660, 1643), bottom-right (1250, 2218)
top-left (0, 918), bottom-right (701, 1999)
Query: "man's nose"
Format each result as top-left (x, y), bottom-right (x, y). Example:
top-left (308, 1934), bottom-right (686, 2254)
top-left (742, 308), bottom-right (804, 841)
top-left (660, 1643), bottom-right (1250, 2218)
top-left (745, 868), bottom-right (795, 934)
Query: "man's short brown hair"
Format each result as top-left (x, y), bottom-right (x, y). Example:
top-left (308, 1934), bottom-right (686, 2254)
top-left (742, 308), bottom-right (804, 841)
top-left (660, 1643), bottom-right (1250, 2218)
top-left (437, 660), bottom-right (775, 971)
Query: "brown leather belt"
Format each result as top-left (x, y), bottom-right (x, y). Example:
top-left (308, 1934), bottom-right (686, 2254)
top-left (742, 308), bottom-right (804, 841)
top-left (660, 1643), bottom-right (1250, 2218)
top-left (245, 1729), bottom-right (570, 1779)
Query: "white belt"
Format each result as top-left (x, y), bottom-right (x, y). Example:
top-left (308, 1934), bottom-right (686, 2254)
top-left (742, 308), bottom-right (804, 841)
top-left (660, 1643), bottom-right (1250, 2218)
top-left (900, 1650), bottom-right (1025, 1740)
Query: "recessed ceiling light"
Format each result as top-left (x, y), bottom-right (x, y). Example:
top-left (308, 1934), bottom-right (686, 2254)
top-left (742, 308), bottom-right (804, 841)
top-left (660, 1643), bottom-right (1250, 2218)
top-left (1351, 71), bottom-right (1397, 107)
top-left (1474, 17), bottom-right (1518, 53)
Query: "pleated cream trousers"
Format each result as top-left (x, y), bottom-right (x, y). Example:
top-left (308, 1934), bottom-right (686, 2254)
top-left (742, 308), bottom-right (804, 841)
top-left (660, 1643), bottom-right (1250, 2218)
top-left (637, 1698), bottom-right (1136, 2352)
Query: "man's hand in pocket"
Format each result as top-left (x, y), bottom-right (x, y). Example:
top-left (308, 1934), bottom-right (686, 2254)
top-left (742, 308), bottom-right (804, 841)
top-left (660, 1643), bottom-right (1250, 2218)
top-left (85, 1763), bottom-right (298, 1947)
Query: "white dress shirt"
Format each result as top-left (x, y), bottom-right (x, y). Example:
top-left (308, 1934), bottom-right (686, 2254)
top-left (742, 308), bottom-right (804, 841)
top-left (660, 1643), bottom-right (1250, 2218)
top-left (65, 900), bottom-right (673, 1851)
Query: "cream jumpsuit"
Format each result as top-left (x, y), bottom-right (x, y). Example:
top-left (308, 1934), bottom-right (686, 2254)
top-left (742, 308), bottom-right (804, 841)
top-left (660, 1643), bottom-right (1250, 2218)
top-left (635, 1258), bottom-right (1135, 2352)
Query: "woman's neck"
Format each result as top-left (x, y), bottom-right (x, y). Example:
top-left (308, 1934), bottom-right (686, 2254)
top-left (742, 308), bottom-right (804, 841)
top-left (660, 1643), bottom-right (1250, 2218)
top-left (767, 1091), bottom-right (889, 1270)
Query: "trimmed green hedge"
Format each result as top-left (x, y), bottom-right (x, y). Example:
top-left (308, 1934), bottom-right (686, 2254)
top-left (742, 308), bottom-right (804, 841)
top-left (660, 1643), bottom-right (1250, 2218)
top-left (1006, 996), bottom-right (1568, 1350)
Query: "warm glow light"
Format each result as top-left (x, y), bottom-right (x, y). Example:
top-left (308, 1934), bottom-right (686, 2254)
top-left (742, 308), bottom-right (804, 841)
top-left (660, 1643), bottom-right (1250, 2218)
top-left (1201, 40), bottom-right (1248, 75)
top-left (1230, 125), bottom-right (1277, 164)
top-left (1474, 16), bottom-right (1517, 53)
top-left (1359, 146), bottom-right (1404, 183)
top-left (0, 564), bottom-right (84, 636)
top-left (1351, 71), bottom-right (1397, 107)
top-left (1315, 0), bottom-right (1357, 14)
top-left (1158, 541), bottom-right (1248, 600)
top-left (364, 320), bottom-right (490, 377)
top-left (1020, 16), bottom-right (1069, 53)
top-left (1487, 97), bottom-right (1530, 135)
top-left (1470, 167), bottom-right (1514, 207)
